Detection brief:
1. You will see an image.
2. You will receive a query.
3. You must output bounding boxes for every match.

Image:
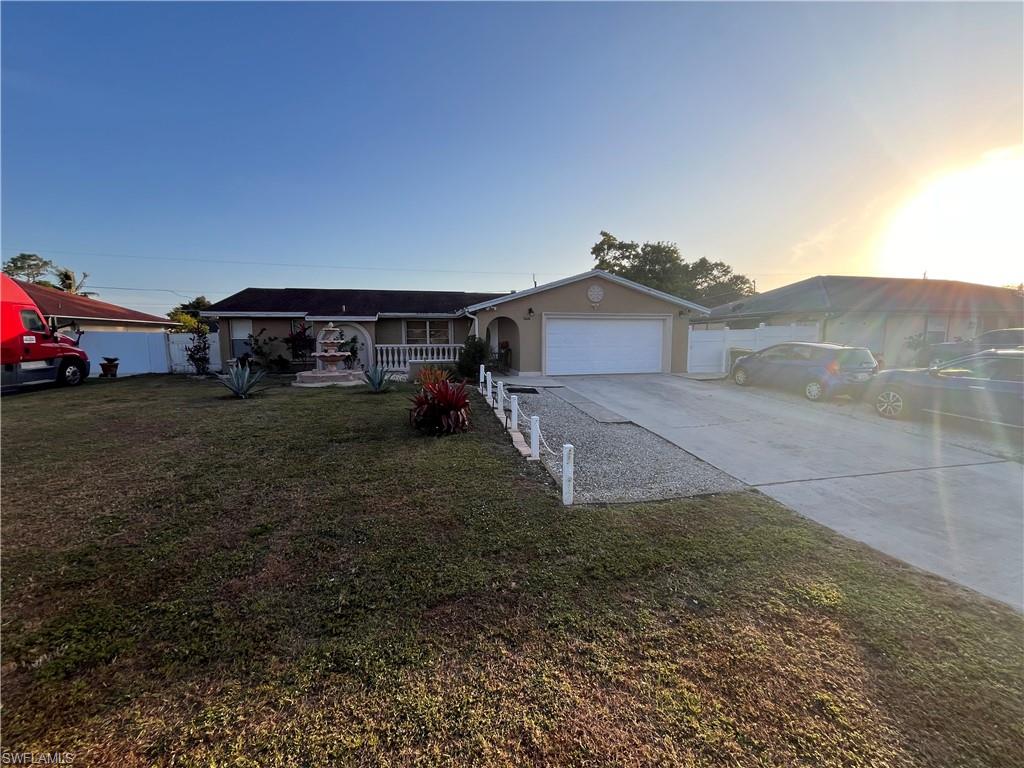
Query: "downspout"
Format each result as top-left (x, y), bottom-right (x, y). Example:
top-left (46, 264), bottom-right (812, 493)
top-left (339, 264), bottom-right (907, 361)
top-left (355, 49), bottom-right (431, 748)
top-left (464, 310), bottom-right (479, 338)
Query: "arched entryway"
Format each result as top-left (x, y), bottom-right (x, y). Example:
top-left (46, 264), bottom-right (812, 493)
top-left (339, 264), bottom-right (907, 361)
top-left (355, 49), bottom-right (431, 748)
top-left (484, 315), bottom-right (520, 372)
top-left (337, 323), bottom-right (372, 370)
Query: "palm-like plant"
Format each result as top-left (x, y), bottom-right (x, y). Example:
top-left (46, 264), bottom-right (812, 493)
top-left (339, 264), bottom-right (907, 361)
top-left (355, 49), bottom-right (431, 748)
top-left (55, 267), bottom-right (97, 297)
top-left (218, 365), bottom-right (267, 399)
top-left (416, 366), bottom-right (452, 387)
top-left (363, 365), bottom-right (394, 393)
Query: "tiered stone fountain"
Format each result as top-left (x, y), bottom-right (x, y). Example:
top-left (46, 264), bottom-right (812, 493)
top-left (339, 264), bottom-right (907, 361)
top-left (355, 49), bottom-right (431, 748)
top-left (294, 323), bottom-right (362, 387)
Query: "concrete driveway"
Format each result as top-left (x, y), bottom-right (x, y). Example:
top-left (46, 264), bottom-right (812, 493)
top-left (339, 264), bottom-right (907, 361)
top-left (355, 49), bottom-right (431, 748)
top-left (558, 374), bottom-right (1024, 609)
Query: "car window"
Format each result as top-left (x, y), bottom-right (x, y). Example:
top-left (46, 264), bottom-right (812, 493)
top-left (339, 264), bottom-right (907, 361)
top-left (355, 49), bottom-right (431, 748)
top-left (759, 346), bottom-right (791, 360)
top-left (988, 358), bottom-right (1024, 382)
top-left (939, 358), bottom-right (998, 379)
top-left (789, 346), bottom-right (816, 361)
top-left (837, 348), bottom-right (876, 367)
top-left (979, 330), bottom-right (1022, 346)
top-left (20, 309), bottom-right (47, 333)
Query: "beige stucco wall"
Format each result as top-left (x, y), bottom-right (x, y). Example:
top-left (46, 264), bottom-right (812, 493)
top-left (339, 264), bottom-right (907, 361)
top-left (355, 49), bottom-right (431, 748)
top-left (452, 318), bottom-right (473, 344)
top-left (374, 319), bottom-right (402, 344)
top-left (475, 277), bottom-right (693, 374)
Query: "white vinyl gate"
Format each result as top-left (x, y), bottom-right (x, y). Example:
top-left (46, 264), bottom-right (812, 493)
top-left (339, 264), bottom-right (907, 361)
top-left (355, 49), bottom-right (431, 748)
top-left (168, 332), bottom-right (222, 373)
top-left (687, 323), bottom-right (820, 374)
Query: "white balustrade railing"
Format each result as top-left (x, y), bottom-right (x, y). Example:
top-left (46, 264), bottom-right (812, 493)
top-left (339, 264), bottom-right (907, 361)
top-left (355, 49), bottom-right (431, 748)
top-left (374, 344), bottom-right (464, 371)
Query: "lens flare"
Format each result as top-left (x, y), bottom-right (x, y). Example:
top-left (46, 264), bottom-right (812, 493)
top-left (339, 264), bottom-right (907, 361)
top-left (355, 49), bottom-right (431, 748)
top-left (877, 146), bottom-right (1024, 286)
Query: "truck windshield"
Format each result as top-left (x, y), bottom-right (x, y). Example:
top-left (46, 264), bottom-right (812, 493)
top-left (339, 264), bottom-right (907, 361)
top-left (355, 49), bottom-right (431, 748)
top-left (837, 349), bottom-right (876, 367)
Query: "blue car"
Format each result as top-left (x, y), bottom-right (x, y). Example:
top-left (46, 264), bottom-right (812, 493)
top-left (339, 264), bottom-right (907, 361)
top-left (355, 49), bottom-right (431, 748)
top-left (731, 342), bottom-right (878, 401)
top-left (870, 349), bottom-right (1024, 428)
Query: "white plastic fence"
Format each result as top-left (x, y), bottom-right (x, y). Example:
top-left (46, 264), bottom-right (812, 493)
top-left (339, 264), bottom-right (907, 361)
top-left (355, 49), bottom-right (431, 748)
top-left (168, 332), bottom-right (222, 373)
top-left (77, 331), bottom-right (170, 376)
top-left (687, 322), bottom-right (820, 374)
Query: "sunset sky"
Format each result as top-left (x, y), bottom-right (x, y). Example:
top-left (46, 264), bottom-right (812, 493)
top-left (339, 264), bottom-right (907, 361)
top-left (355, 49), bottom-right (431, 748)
top-left (2, 2), bottom-right (1021, 314)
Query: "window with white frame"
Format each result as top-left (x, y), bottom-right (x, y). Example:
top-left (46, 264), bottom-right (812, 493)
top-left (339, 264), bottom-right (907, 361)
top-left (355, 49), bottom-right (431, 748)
top-left (405, 320), bottom-right (450, 345)
top-left (230, 319), bottom-right (254, 358)
top-left (925, 316), bottom-right (948, 345)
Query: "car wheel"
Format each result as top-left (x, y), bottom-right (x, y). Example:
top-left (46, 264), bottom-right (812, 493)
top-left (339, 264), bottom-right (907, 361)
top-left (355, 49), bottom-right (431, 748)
top-left (874, 387), bottom-right (908, 419)
top-left (733, 367), bottom-right (750, 386)
top-left (59, 359), bottom-right (86, 387)
top-left (804, 379), bottom-right (825, 401)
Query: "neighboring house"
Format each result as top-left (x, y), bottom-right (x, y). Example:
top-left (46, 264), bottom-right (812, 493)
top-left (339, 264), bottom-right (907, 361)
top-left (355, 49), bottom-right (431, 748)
top-left (18, 280), bottom-right (176, 375)
top-left (202, 270), bottom-right (708, 375)
top-left (698, 276), bottom-right (1024, 367)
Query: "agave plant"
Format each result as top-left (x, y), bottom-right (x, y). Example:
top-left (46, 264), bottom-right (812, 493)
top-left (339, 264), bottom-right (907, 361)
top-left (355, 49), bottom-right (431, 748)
top-left (363, 365), bottom-right (394, 393)
top-left (410, 381), bottom-right (471, 435)
top-left (218, 365), bottom-right (267, 399)
top-left (416, 365), bottom-right (452, 387)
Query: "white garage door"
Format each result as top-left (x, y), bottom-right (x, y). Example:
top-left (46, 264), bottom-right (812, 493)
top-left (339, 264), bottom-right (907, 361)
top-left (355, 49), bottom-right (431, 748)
top-left (545, 317), bottom-right (665, 375)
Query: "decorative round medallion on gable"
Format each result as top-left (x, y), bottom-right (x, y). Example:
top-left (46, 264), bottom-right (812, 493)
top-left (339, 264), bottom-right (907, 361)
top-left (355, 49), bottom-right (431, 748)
top-left (587, 284), bottom-right (605, 304)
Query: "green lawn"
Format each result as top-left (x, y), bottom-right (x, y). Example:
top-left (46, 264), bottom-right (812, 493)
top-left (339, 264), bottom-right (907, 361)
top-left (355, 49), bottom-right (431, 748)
top-left (1, 376), bottom-right (1021, 767)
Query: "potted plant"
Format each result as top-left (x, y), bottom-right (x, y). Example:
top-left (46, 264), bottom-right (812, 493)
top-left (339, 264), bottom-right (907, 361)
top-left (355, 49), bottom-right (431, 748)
top-left (99, 356), bottom-right (120, 377)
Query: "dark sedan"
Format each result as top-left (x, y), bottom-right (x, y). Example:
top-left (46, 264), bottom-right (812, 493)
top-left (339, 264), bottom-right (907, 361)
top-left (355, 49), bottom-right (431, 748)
top-left (870, 349), bottom-right (1024, 428)
top-left (918, 327), bottom-right (1024, 367)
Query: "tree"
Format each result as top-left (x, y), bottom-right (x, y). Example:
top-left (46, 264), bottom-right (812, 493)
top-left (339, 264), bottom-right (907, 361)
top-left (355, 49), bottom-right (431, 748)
top-left (168, 295), bottom-right (212, 320)
top-left (168, 296), bottom-right (214, 331)
top-left (54, 267), bottom-right (97, 296)
top-left (3, 253), bottom-right (55, 285)
top-left (591, 231), bottom-right (754, 306)
top-left (185, 324), bottom-right (211, 375)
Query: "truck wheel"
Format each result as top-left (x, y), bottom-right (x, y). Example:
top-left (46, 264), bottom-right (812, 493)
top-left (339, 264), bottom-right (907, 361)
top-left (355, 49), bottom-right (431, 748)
top-left (59, 359), bottom-right (86, 386)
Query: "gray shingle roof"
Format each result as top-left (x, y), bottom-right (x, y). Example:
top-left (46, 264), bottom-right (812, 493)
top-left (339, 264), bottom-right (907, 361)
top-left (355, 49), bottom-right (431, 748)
top-left (205, 287), bottom-right (507, 317)
top-left (707, 276), bottom-right (1023, 320)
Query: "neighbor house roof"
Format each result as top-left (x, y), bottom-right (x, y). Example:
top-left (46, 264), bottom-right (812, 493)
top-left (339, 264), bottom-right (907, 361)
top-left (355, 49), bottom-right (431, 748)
top-left (203, 287), bottom-right (507, 319)
top-left (706, 276), bottom-right (1024, 322)
top-left (464, 270), bottom-right (710, 314)
top-left (17, 280), bottom-right (172, 325)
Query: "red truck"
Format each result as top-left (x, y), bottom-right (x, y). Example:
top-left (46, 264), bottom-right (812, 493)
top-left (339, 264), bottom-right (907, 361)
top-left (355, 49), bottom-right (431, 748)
top-left (2, 273), bottom-right (90, 390)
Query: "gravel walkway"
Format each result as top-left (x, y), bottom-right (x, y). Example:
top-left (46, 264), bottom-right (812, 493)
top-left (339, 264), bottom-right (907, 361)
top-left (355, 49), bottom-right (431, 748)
top-left (510, 388), bottom-right (744, 504)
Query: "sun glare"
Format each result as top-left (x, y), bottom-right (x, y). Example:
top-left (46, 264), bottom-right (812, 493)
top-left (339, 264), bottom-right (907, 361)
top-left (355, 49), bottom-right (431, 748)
top-left (876, 146), bottom-right (1024, 286)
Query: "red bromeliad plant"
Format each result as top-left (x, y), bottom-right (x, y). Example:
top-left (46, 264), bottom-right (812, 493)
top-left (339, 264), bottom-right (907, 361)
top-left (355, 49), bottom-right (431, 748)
top-left (410, 381), bottom-right (472, 435)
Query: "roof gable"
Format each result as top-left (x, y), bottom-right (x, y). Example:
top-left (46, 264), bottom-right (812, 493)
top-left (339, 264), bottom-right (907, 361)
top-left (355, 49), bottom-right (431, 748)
top-left (465, 270), bottom-right (710, 313)
top-left (17, 280), bottom-right (171, 324)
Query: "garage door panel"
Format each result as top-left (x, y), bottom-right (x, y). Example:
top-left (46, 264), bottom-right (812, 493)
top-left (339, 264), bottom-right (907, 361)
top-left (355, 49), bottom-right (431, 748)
top-left (545, 317), bottom-right (664, 375)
